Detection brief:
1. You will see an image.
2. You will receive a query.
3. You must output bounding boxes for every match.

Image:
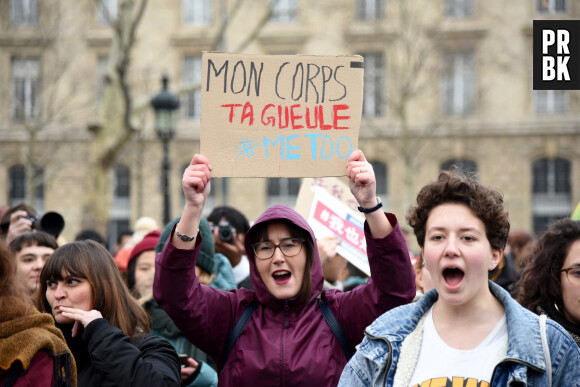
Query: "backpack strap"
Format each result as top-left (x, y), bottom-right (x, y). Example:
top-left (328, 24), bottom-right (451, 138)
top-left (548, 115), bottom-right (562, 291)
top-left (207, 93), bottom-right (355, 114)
top-left (318, 298), bottom-right (353, 360)
top-left (222, 297), bottom-right (353, 365)
top-left (222, 299), bottom-right (259, 365)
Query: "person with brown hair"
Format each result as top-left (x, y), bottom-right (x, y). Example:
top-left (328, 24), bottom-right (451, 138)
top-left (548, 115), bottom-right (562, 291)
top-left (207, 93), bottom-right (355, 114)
top-left (9, 231), bottom-right (58, 296)
top-left (154, 151), bottom-right (416, 387)
top-left (518, 218), bottom-right (580, 346)
top-left (35, 240), bottom-right (180, 387)
top-left (0, 240), bottom-right (76, 386)
top-left (339, 168), bottom-right (580, 386)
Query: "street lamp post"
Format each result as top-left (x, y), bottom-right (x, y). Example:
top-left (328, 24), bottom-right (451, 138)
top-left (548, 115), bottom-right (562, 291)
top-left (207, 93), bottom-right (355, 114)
top-left (151, 75), bottom-right (179, 225)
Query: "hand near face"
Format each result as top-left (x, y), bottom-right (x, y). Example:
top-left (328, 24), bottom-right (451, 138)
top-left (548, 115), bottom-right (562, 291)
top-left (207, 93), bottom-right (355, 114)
top-left (346, 150), bottom-right (377, 209)
top-left (213, 226), bottom-right (245, 268)
top-left (58, 306), bottom-right (103, 337)
top-left (6, 210), bottom-right (34, 243)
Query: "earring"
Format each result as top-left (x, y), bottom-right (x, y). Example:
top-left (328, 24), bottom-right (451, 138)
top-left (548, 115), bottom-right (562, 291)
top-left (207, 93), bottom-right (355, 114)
top-left (489, 264), bottom-right (496, 270)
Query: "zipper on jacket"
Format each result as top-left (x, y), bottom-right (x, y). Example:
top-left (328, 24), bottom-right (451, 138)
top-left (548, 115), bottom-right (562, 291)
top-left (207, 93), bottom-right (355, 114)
top-left (281, 300), bottom-right (290, 386)
top-left (284, 300), bottom-right (290, 328)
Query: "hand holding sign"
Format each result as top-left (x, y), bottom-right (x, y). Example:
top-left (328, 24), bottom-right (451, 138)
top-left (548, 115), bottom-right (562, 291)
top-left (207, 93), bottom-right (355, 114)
top-left (347, 150), bottom-right (393, 240)
top-left (183, 154), bottom-right (212, 209)
top-left (346, 150), bottom-right (377, 209)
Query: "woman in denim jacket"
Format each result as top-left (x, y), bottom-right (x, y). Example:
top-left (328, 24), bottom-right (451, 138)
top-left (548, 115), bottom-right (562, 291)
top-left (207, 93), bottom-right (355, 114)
top-left (339, 168), bottom-right (580, 387)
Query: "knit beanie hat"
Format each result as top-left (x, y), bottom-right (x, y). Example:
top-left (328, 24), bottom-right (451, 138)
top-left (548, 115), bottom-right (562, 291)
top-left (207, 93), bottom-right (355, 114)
top-left (128, 230), bottom-right (161, 266)
top-left (156, 217), bottom-right (216, 274)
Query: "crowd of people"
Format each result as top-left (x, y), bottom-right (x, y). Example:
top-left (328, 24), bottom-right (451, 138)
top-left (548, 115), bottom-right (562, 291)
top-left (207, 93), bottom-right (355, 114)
top-left (1, 149), bottom-right (580, 386)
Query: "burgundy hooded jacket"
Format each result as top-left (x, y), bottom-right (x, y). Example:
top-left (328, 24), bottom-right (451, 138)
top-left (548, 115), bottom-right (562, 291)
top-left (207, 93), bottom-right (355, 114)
top-left (153, 205), bottom-right (415, 386)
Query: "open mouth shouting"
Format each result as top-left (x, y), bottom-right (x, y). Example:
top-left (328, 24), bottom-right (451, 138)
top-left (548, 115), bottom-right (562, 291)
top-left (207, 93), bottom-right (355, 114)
top-left (272, 270), bottom-right (292, 285)
top-left (443, 266), bottom-right (465, 291)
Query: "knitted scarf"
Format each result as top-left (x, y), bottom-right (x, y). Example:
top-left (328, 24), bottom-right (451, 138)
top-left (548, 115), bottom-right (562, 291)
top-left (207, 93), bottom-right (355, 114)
top-left (0, 297), bottom-right (77, 387)
top-left (537, 304), bottom-right (580, 347)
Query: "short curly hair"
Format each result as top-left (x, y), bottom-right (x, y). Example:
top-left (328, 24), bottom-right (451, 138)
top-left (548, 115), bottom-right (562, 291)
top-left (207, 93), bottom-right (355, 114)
top-left (518, 219), bottom-right (580, 313)
top-left (406, 168), bottom-right (510, 251)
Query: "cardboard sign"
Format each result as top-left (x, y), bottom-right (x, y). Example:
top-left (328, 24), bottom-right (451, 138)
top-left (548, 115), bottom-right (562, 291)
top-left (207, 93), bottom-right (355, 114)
top-left (200, 52), bottom-right (364, 177)
top-left (295, 178), bottom-right (370, 276)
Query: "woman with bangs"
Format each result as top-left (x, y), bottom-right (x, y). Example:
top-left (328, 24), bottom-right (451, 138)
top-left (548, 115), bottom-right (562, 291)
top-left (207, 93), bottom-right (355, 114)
top-left (36, 240), bottom-right (181, 387)
top-left (339, 168), bottom-right (580, 386)
top-left (153, 151), bottom-right (417, 387)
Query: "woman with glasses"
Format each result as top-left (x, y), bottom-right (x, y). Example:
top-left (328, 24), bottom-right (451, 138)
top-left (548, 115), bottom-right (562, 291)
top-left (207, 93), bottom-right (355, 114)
top-left (153, 150), bottom-right (416, 387)
top-left (518, 218), bottom-right (580, 346)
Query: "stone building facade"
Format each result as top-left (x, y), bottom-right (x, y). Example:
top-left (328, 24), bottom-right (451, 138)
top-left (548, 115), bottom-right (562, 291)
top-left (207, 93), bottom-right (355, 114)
top-left (0, 0), bottom-right (579, 245)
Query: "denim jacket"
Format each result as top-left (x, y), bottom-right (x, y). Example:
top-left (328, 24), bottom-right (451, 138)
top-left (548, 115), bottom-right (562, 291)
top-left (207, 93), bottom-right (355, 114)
top-left (339, 281), bottom-right (580, 387)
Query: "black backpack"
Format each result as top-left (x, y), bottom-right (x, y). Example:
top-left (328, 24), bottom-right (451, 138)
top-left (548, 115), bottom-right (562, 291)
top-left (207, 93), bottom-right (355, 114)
top-left (222, 297), bottom-right (352, 365)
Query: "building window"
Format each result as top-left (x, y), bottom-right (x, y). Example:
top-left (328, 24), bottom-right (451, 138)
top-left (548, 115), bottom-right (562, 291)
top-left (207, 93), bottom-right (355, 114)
top-left (97, 0), bottom-right (117, 26)
top-left (183, 56), bottom-right (202, 120)
top-left (96, 56), bottom-right (109, 107)
top-left (440, 159), bottom-right (478, 176)
top-left (534, 90), bottom-right (568, 114)
top-left (361, 53), bottom-right (385, 117)
top-left (370, 160), bottom-right (388, 207)
top-left (10, 0), bottom-right (39, 26)
top-left (442, 51), bottom-right (476, 116)
top-left (444, 0), bottom-right (474, 18)
top-left (537, 0), bottom-right (566, 13)
top-left (8, 164), bottom-right (44, 209)
top-left (267, 178), bottom-right (301, 208)
top-left (108, 164), bottom-right (131, 248)
top-left (114, 164), bottom-right (131, 199)
top-left (270, 0), bottom-right (298, 23)
top-left (11, 57), bottom-right (41, 121)
top-left (532, 158), bottom-right (571, 234)
top-left (355, 0), bottom-right (384, 21)
top-left (182, 0), bottom-right (213, 24)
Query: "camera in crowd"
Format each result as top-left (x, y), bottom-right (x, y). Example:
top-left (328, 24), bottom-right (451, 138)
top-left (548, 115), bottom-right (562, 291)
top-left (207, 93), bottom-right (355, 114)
top-left (212, 220), bottom-right (236, 244)
top-left (20, 211), bottom-right (66, 239)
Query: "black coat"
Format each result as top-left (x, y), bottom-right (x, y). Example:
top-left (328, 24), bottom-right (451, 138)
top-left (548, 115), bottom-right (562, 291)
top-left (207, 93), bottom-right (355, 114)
top-left (58, 318), bottom-right (180, 387)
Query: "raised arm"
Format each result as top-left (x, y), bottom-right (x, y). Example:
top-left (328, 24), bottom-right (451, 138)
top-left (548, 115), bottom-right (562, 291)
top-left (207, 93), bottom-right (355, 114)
top-left (154, 154), bottom-right (242, 364)
top-left (346, 150), bottom-right (392, 239)
top-left (172, 154), bottom-right (212, 249)
top-left (326, 150), bottom-right (415, 350)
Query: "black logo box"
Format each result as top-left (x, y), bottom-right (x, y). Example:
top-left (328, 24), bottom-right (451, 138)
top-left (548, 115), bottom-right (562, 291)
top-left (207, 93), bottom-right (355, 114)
top-left (533, 20), bottom-right (580, 90)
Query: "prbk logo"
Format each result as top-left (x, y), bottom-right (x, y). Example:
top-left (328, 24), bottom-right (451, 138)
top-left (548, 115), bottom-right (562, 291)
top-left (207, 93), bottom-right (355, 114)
top-left (533, 20), bottom-right (580, 90)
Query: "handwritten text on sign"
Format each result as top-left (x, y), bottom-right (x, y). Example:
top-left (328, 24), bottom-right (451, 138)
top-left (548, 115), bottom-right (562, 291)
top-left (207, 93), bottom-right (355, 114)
top-left (200, 53), bottom-right (364, 177)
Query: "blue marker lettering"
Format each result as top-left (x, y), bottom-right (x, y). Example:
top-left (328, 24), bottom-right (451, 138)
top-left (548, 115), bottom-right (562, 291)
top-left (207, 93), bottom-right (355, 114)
top-left (304, 133), bottom-right (324, 160)
top-left (263, 135), bottom-right (284, 159)
top-left (337, 136), bottom-right (353, 159)
top-left (285, 135), bottom-right (301, 160)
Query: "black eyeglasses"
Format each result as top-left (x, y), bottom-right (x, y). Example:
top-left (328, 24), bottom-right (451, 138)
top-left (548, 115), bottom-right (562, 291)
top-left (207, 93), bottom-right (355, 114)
top-left (561, 266), bottom-right (580, 287)
top-left (251, 238), bottom-right (305, 260)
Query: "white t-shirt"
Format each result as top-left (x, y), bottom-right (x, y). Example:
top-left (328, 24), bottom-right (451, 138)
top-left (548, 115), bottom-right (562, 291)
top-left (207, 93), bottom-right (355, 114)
top-left (409, 307), bottom-right (508, 387)
top-left (232, 254), bottom-right (250, 284)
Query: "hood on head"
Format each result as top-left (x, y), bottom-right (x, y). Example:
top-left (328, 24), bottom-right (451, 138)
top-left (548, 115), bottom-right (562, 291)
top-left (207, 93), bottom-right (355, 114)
top-left (244, 205), bottom-right (323, 308)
